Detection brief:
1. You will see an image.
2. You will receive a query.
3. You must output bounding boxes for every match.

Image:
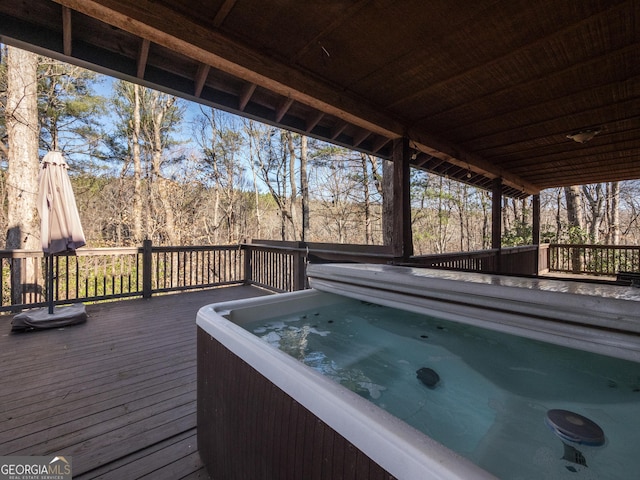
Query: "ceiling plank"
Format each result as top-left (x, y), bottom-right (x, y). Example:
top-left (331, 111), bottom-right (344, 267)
top-left (422, 45), bottom-right (640, 137)
top-left (290, 0), bottom-right (372, 64)
top-left (387, 2), bottom-right (630, 112)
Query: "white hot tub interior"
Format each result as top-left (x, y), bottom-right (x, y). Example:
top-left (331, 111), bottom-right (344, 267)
top-left (196, 264), bottom-right (640, 480)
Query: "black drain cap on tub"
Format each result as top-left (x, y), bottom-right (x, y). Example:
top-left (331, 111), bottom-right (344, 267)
top-left (545, 409), bottom-right (605, 446)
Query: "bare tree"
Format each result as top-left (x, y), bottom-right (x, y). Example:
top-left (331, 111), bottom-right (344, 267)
top-left (360, 153), bottom-right (372, 244)
top-left (300, 135), bottom-right (309, 241)
top-left (606, 181), bottom-right (620, 245)
top-left (287, 131), bottom-right (298, 235)
top-left (111, 81), bottom-right (144, 244)
top-left (564, 185), bottom-right (585, 242)
top-left (582, 183), bottom-right (604, 243)
top-left (5, 47), bottom-right (40, 303)
top-left (197, 108), bottom-right (246, 243)
top-left (131, 84), bottom-right (143, 243)
top-left (369, 156), bottom-right (393, 246)
top-left (250, 123), bottom-right (297, 240)
top-left (146, 90), bottom-right (180, 244)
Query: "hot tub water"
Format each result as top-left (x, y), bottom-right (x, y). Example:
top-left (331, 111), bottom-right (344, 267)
top-left (245, 297), bottom-right (640, 480)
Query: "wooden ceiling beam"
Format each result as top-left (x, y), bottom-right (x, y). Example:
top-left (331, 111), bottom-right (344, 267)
top-left (331, 121), bottom-right (348, 140)
top-left (371, 136), bottom-right (390, 154)
top-left (194, 63), bottom-right (210, 97)
top-left (352, 129), bottom-right (371, 148)
top-left (238, 82), bottom-right (256, 111)
top-left (212, 0), bottom-right (237, 27)
top-left (409, 130), bottom-right (541, 195)
top-left (305, 111), bottom-right (324, 133)
top-left (136, 38), bottom-right (150, 79)
top-left (62, 6), bottom-right (72, 56)
top-left (275, 97), bottom-right (294, 123)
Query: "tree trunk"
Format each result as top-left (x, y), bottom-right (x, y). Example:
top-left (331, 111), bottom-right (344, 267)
top-left (132, 84), bottom-right (143, 243)
top-left (564, 185), bottom-right (585, 272)
top-left (5, 47), bottom-right (41, 304)
top-left (361, 153), bottom-right (372, 244)
top-left (149, 93), bottom-right (178, 244)
top-left (564, 186), bottom-right (585, 239)
top-left (287, 132), bottom-right (298, 239)
top-left (300, 135), bottom-right (309, 242)
top-left (609, 181), bottom-right (620, 245)
top-left (582, 184), bottom-right (604, 243)
top-left (555, 188), bottom-right (562, 243)
top-left (381, 159), bottom-right (394, 246)
top-left (248, 134), bottom-right (262, 239)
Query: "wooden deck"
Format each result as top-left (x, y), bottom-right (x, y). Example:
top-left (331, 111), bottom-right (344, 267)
top-left (0, 285), bottom-right (271, 479)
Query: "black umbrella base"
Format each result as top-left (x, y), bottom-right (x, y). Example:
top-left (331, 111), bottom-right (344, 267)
top-left (11, 304), bottom-right (87, 332)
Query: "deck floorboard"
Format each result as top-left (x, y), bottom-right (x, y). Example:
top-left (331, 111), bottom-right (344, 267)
top-left (0, 285), bottom-right (271, 479)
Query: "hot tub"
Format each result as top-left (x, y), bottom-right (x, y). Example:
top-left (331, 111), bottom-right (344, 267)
top-left (196, 264), bottom-right (640, 479)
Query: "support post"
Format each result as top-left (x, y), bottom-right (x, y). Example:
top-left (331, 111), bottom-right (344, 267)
top-left (492, 178), bottom-right (503, 272)
top-left (532, 194), bottom-right (541, 273)
top-left (392, 137), bottom-right (413, 261)
top-left (47, 254), bottom-right (55, 314)
top-left (243, 242), bottom-right (252, 286)
top-left (142, 239), bottom-right (153, 298)
top-left (293, 241), bottom-right (307, 291)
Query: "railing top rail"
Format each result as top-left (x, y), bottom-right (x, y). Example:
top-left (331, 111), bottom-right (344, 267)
top-left (551, 243), bottom-right (640, 249)
top-left (410, 249), bottom-right (499, 261)
top-left (0, 249), bottom-right (43, 259)
top-left (151, 245), bottom-right (242, 253)
top-left (243, 242), bottom-right (394, 259)
top-left (501, 245), bottom-right (539, 253)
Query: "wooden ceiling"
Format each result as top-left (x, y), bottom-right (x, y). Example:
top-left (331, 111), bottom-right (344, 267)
top-left (1, 0), bottom-right (638, 199)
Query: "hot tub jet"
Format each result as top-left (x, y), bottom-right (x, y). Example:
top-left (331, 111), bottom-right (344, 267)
top-left (416, 367), bottom-right (440, 389)
top-left (545, 409), bottom-right (605, 469)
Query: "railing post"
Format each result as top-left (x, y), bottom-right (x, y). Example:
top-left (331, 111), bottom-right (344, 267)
top-left (243, 244), bottom-right (252, 286)
top-left (142, 239), bottom-right (153, 298)
top-left (293, 242), bottom-right (307, 291)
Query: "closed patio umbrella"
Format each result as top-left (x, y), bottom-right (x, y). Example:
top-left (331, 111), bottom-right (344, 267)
top-left (38, 151), bottom-right (86, 255)
top-left (11, 152), bottom-right (87, 331)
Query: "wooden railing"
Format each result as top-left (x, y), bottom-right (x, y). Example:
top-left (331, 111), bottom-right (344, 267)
top-left (548, 244), bottom-right (640, 276)
top-left (0, 242), bottom-right (245, 313)
top-left (407, 245), bottom-right (540, 276)
top-left (3, 240), bottom-right (634, 313)
top-left (242, 240), bottom-right (394, 292)
top-left (408, 249), bottom-right (498, 271)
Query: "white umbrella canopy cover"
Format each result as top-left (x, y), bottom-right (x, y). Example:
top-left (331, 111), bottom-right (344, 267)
top-left (37, 151), bottom-right (86, 253)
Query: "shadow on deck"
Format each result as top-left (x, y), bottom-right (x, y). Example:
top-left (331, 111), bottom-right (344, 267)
top-left (0, 285), bottom-right (272, 479)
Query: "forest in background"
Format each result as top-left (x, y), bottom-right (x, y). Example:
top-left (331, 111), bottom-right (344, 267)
top-left (2, 46), bottom-right (640, 254)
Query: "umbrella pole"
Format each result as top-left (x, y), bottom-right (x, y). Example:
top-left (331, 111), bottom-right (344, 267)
top-left (47, 253), bottom-right (54, 315)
